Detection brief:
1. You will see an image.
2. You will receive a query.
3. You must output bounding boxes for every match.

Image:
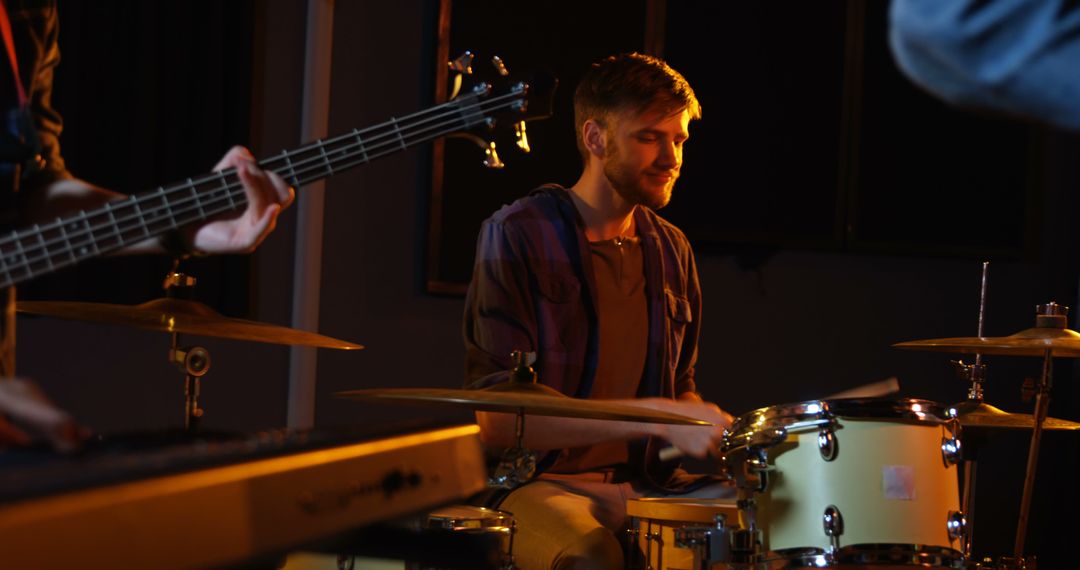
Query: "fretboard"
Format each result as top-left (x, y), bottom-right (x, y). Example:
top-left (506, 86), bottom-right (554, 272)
top-left (0, 86), bottom-right (522, 289)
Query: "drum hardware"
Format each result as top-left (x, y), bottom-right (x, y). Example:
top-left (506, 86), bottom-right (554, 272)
top-left (171, 335), bottom-right (210, 431)
top-left (489, 351), bottom-right (540, 489)
top-left (822, 504), bottom-right (843, 559)
top-left (946, 511), bottom-right (967, 541)
top-left (672, 514), bottom-right (733, 568)
top-left (1013, 303), bottom-right (1061, 561)
top-left (722, 398), bottom-right (964, 568)
top-left (941, 418), bottom-right (963, 467)
top-left (817, 427), bottom-right (837, 461)
top-left (626, 498), bottom-right (740, 570)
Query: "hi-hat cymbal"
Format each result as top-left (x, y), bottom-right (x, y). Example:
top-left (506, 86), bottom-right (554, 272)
top-left (336, 383), bottom-right (712, 425)
top-left (955, 401), bottom-right (1080, 431)
top-left (894, 326), bottom-right (1080, 357)
top-left (18, 299), bottom-right (362, 350)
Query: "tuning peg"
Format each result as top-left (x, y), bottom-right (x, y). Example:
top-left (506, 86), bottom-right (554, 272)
top-left (514, 121), bottom-right (530, 153)
top-left (491, 55), bottom-right (509, 77)
top-left (483, 141), bottom-right (504, 169)
top-left (448, 51), bottom-right (474, 74)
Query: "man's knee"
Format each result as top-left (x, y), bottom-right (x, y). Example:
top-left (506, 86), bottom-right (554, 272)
top-left (551, 528), bottom-right (623, 570)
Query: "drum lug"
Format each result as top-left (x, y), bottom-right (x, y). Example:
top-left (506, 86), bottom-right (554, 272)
top-left (745, 448), bottom-right (773, 493)
top-left (823, 504), bottom-right (844, 555)
top-left (941, 417), bottom-right (963, 467)
top-left (817, 427), bottom-right (837, 462)
top-left (941, 436), bottom-right (962, 466)
top-left (947, 510), bottom-right (967, 541)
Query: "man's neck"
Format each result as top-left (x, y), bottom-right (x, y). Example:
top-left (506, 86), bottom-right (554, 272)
top-left (568, 167), bottom-right (636, 242)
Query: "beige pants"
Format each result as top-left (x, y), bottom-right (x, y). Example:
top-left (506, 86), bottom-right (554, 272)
top-left (498, 473), bottom-right (733, 570)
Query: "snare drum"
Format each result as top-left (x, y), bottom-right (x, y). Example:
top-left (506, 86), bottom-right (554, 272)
top-left (722, 398), bottom-right (965, 568)
top-left (626, 498), bottom-right (739, 570)
top-left (423, 505), bottom-right (515, 569)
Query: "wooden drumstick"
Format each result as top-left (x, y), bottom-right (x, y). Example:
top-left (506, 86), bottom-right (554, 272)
top-left (658, 377), bottom-right (901, 462)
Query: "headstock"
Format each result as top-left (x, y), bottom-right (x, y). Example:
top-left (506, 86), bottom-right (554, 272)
top-left (447, 51), bottom-right (558, 168)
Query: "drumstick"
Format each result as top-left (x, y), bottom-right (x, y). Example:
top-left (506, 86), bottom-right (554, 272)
top-left (657, 377), bottom-right (901, 462)
top-left (824, 376), bottom-right (900, 400)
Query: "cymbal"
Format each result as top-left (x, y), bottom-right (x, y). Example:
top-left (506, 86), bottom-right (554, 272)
top-left (335, 383), bottom-right (712, 425)
top-left (18, 299), bottom-right (362, 350)
top-left (894, 326), bottom-right (1080, 357)
top-left (954, 401), bottom-right (1080, 431)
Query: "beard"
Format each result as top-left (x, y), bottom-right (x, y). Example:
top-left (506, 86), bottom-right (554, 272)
top-left (602, 141), bottom-right (676, 210)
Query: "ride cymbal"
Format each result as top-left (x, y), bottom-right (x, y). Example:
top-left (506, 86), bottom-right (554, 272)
top-left (894, 326), bottom-right (1080, 357)
top-left (336, 383), bottom-right (711, 425)
top-left (18, 298), bottom-right (362, 349)
top-left (954, 401), bottom-right (1080, 431)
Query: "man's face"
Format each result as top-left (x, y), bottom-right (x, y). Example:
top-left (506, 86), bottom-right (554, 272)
top-left (601, 105), bottom-right (690, 210)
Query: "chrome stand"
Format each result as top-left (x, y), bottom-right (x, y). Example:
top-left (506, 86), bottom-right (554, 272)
top-left (1013, 302), bottom-right (1065, 560)
top-left (162, 267), bottom-right (212, 433)
top-left (1014, 346), bottom-right (1053, 559)
top-left (488, 351), bottom-right (539, 489)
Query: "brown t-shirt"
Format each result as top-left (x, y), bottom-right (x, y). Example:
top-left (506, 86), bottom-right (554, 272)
top-left (549, 236), bottom-right (648, 473)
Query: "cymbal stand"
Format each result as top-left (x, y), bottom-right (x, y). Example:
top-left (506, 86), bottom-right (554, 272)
top-left (490, 406), bottom-right (537, 489)
top-left (162, 269), bottom-right (213, 433)
top-left (489, 351), bottom-right (538, 489)
top-left (1013, 302), bottom-right (1064, 562)
top-left (171, 332), bottom-right (211, 432)
top-left (949, 261), bottom-right (990, 559)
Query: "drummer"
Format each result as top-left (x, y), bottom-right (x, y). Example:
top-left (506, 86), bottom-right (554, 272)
top-left (463, 53), bottom-right (733, 569)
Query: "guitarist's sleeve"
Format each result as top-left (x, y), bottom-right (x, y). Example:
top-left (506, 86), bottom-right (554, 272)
top-left (22, 0), bottom-right (72, 191)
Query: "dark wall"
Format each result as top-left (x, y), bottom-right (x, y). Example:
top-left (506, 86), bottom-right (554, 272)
top-left (12, 0), bottom-right (1080, 564)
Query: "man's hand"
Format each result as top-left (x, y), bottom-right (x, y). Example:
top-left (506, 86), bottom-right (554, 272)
top-left (654, 398), bottom-right (733, 459)
top-left (188, 146), bottom-right (295, 254)
top-left (0, 378), bottom-right (83, 452)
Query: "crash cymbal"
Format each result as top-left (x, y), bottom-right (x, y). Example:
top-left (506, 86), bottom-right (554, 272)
top-left (894, 326), bottom-right (1080, 357)
top-left (336, 383), bottom-right (712, 425)
top-left (18, 298), bottom-right (362, 350)
top-left (954, 400), bottom-right (1080, 430)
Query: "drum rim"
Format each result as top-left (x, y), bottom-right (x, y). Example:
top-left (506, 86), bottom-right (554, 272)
top-left (768, 544), bottom-right (965, 568)
top-left (427, 505), bottom-right (514, 529)
top-left (721, 398), bottom-right (956, 452)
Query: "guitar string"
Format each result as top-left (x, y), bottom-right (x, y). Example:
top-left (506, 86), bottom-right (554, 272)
top-left (0, 92), bottom-right (526, 281)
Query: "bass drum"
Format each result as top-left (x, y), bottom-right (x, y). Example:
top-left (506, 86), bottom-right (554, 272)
top-left (722, 398), bottom-right (965, 568)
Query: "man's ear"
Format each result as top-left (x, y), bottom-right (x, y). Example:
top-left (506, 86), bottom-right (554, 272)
top-left (582, 119), bottom-right (606, 159)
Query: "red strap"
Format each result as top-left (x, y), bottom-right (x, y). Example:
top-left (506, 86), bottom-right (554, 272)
top-left (0, 0), bottom-right (27, 107)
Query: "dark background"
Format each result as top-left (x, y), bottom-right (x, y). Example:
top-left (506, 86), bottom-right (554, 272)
top-left (13, 0), bottom-right (1080, 565)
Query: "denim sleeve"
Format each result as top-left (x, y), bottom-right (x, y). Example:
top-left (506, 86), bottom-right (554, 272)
top-left (889, 0), bottom-right (1080, 131)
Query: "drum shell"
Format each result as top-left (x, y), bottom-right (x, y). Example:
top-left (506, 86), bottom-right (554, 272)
top-left (626, 498), bottom-right (738, 570)
top-left (423, 505), bottom-right (514, 569)
top-left (756, 417), bottom-right (961, 556)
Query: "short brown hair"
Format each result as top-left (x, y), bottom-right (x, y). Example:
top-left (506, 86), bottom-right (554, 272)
top-left (574, 53), bottom-right (701, 163)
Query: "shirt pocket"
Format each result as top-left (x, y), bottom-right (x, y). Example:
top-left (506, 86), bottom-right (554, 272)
top-left (534, 272), bottom-right (583, 352)
top-left (665, 289), bottom-right (693, 367)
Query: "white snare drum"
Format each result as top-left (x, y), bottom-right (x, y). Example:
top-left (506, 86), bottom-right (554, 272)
top-left (424, 505), bottom-right (515, 569)
top-left (626, 498), bottom-right (739, 570)
top-left (722, 398), bottom-right (965, 568)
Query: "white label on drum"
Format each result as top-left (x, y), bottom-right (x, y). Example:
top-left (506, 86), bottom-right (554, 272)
top-left (882, 465), bottom-right (916, 500)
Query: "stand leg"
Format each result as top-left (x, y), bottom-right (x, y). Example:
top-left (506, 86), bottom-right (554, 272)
top-left (963, 459), bottom-right (977, 558)
top-left (1014, 350), bottom-right (1052, 558)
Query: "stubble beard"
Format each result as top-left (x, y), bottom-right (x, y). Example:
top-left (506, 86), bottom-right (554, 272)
top-left (603, 148), bottom-right (674, 210)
